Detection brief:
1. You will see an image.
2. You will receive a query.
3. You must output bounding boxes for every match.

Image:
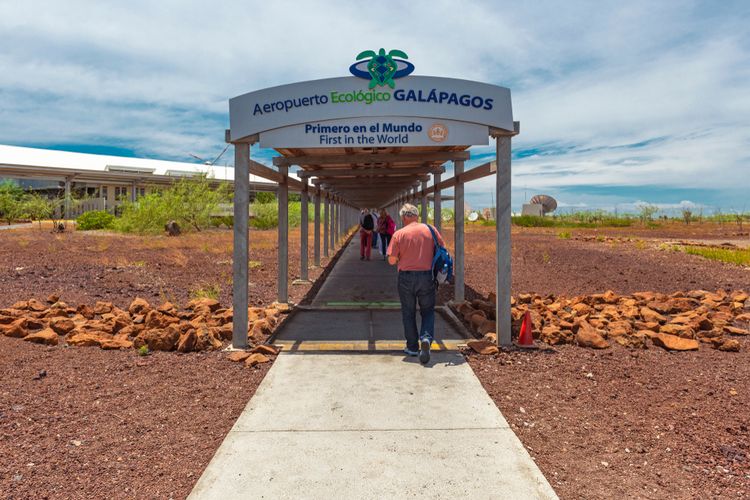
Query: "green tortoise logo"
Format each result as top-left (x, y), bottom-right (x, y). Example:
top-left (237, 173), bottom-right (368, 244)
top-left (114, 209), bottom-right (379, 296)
top-left (349, 48), bottom-right (415, 89)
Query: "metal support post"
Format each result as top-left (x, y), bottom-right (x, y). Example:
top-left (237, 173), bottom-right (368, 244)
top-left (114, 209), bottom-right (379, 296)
top-left (299, 181), bottom-right (309, 281)
top-left (232, 143), bottom-right (250, 349)
top-left (323, 194), bottom-right (329, 258)
top-left (331, 198), bottom-right (336, 247)
top-left (64, 177), bottom-right (71, 220)
top-left (454, 160), bottom-right (465, 303)
top-left (434, 172), bottom-right (442, 232)
top-left (496, 136), bottom-right (512, 346)
top-left (313, 187), bottom-right (321, 266)
top-left (278, 165), bottom-right (289, 303)
top-left (421, 180), bottom-right (428, 223)
top-left (334, 200), bottom-right (339, 245)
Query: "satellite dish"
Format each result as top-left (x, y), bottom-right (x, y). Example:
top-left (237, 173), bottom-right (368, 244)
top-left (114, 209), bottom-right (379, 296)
top-left (467, 211), bottom-right (479, 222)
top-left (442, 212), bottom-right (452, 222)
top-left (529, 194), bottom-right (558, 214)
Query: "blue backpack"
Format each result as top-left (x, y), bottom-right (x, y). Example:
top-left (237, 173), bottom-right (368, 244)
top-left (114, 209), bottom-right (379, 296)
top-left (425, 224), bottom-right (453, 285)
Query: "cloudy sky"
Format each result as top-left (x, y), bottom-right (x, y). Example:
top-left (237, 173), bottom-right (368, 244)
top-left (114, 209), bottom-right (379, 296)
top-left (1, 0), bottom-right (748, 213)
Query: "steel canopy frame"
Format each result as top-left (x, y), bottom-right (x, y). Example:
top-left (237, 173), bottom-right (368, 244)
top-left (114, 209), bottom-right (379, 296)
top-left (228, 75), bottom-right (518, 350)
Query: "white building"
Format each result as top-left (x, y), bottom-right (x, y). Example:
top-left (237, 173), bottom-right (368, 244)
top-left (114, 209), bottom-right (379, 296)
top-left (0, 144), bottom-right (276, 216)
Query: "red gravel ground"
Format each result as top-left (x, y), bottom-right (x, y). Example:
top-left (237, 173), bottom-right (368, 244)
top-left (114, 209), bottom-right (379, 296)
top-left (2, 222), bottom-right (750, 499)
top-left (0, 336), bottom-right (271, 499)
top-left (451, 224), bottom-right (750, 498)
top-left (467, 341), bottom-right (750, 499)
top-left (0, 225), bottom-right (347, 310)
top-left (446, 225), bottom-right (750, 300)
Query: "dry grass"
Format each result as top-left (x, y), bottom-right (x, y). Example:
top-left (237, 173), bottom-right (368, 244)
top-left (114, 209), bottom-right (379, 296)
top-left (165, 249), bottom-right (189, 267)
top-left (189, 283), bottom-right (221, 300)
top-left (681, 245), bottom-right (750, 266)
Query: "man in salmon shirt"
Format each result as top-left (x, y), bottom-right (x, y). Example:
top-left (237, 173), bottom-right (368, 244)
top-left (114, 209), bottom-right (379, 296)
top-left (387, 203), bottom-right (446, 364)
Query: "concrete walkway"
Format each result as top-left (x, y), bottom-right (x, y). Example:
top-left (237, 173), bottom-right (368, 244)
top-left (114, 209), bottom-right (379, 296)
top-left (274, 235), bottom-right (469, 352)
top-left (189, 352), bottom-right (557, 499)
top-left (0, 223), bottom-right (32, 231)
top-left (312, 235), bottom-right (398, 306)
top-left (189, 231), bottom-right (557, 499)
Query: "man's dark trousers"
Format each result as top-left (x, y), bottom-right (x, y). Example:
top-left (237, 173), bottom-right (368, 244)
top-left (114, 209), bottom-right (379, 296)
top-left (397, 270), bottom-right (436, 352)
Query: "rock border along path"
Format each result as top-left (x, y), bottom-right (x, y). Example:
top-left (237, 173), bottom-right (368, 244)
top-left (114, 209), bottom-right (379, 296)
top-left (189, 352), bottom-right (557, 499)
top-left (190, 235), bottom-right (557, 498)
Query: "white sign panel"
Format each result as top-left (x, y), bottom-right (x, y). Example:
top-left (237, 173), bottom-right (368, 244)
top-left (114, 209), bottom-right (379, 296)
top-left (229, 76), bottom-right (512, 142)
top-left (259, 117), bottom-right (488, 148)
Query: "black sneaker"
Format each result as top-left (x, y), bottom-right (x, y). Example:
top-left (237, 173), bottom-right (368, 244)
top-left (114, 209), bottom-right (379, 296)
top-left (419, 337), bottom-right (431, 364)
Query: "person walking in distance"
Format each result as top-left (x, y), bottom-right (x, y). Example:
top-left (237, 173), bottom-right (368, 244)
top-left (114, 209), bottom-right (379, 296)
top-left (370, 208), bottom-right (380, 254)
top-left (387, 203), bottom-right (445, 364)
top-left (377, 208), bottom-right (396, 261)
top-left (360, 208), bottom-right (374, 260)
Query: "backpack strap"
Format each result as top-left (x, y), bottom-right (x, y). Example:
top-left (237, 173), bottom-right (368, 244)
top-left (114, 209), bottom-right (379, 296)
top-left (424, 223), bottom-right (439, 246)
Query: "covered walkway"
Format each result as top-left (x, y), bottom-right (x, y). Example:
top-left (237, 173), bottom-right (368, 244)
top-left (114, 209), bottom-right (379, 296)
top-left (271, 235), bottom-right (469, 351)
top-left (189, 233), bottom-right (557, 499)
top-left (189, 65), bottom-right (560, 498)
top-left (228, 71), bottom-right (519, 349)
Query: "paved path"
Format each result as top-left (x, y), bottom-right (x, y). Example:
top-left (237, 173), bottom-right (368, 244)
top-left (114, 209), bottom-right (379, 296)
top-left (189, 352), bottom-right (557, 499)
top-left (189, 231), bottom-right (557, 499)
top-left (0, 223), bottom-right (32, 230)
top-left (313, 236), bottom-right (398, 306)
top-left (275, 235), bottom-right (469, 352)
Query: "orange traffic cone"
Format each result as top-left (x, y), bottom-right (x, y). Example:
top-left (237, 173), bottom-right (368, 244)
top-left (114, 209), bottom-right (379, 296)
top-left (516, 310), bottom-right (535, 348)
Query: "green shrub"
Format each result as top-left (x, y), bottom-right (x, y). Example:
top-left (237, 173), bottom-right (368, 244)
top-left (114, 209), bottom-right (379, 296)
top-left (512, 215), bottom-right (557, 227)
top-left (0, 180), bottom-right (26, 225)
top-left (210, 215), bottom-right (233, 228)
top-left (250, 202), bottom-right (279, 229)
top-left (114, 192), bottom-right (170, 234)
top-left (77, 210), bottom-right (115, 230)
top-left (512, 214), bottom-right (633, 228)
top-left (249, 201), bottom-right (311, 229)
top-left (254, 192), bottom-right (276, 203)
top-left (23, 194), bottom-right (54, 228)
top-left (114, 175), bottom-right (230, 234)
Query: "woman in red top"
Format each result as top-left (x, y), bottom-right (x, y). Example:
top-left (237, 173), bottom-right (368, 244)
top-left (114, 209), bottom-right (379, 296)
top-left (377, 209), bottom-right (396, 261)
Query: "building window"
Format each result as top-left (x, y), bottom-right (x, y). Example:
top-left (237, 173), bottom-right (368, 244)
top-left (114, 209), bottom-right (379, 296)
top-left (115, 186), bottom-right (127, 200)
top-left (101, 186), bottom-right (108, 199)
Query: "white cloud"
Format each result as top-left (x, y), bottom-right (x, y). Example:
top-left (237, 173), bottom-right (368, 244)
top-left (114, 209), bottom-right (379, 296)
top-left (0, 0), bottom-right (748, 208)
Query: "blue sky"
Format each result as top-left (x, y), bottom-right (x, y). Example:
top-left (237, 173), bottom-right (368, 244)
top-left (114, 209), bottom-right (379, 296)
top-left (1, 0), bottom-right (748, 213)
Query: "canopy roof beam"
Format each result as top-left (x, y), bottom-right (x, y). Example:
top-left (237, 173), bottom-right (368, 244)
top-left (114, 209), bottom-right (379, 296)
top-left (273, 151), bottom-right (469, 166)
top-left (298, 165), bottom-right (444, 178)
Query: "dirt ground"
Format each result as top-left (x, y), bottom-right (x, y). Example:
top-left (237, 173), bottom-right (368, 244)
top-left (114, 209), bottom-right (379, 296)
top-left (446, 224), bottom-right (750, 302)
top-left (0, 336), bottom-right (271, 499)
top-left (2, 221), bottom-right (750, 499)
top-left (467, 341), bottom-right (750, 499)
top-left (0, 225), bottom-right (350, 309)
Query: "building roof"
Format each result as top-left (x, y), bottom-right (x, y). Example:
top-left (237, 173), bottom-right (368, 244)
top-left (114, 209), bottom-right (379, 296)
top-left (0, 144), bottom-right (275, 187)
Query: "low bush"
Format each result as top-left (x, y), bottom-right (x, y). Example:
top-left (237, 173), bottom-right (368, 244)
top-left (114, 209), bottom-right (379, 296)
top-left (114, 175), bottom-right (230, 234)
top-left (250, 201), bottom-right (310, 229)
top-left (512, 214), bottom-right (633, 228)
top-left (76, 210), bottom-right (115, 230)
top-left (681, 246), bottom-right (750, 266)
top-left (190, 283), bottom-right (221, 300)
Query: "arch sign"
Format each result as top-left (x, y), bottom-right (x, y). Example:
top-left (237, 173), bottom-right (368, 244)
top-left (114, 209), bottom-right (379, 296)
top-left (229, 49), bottom-right (514, 148)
